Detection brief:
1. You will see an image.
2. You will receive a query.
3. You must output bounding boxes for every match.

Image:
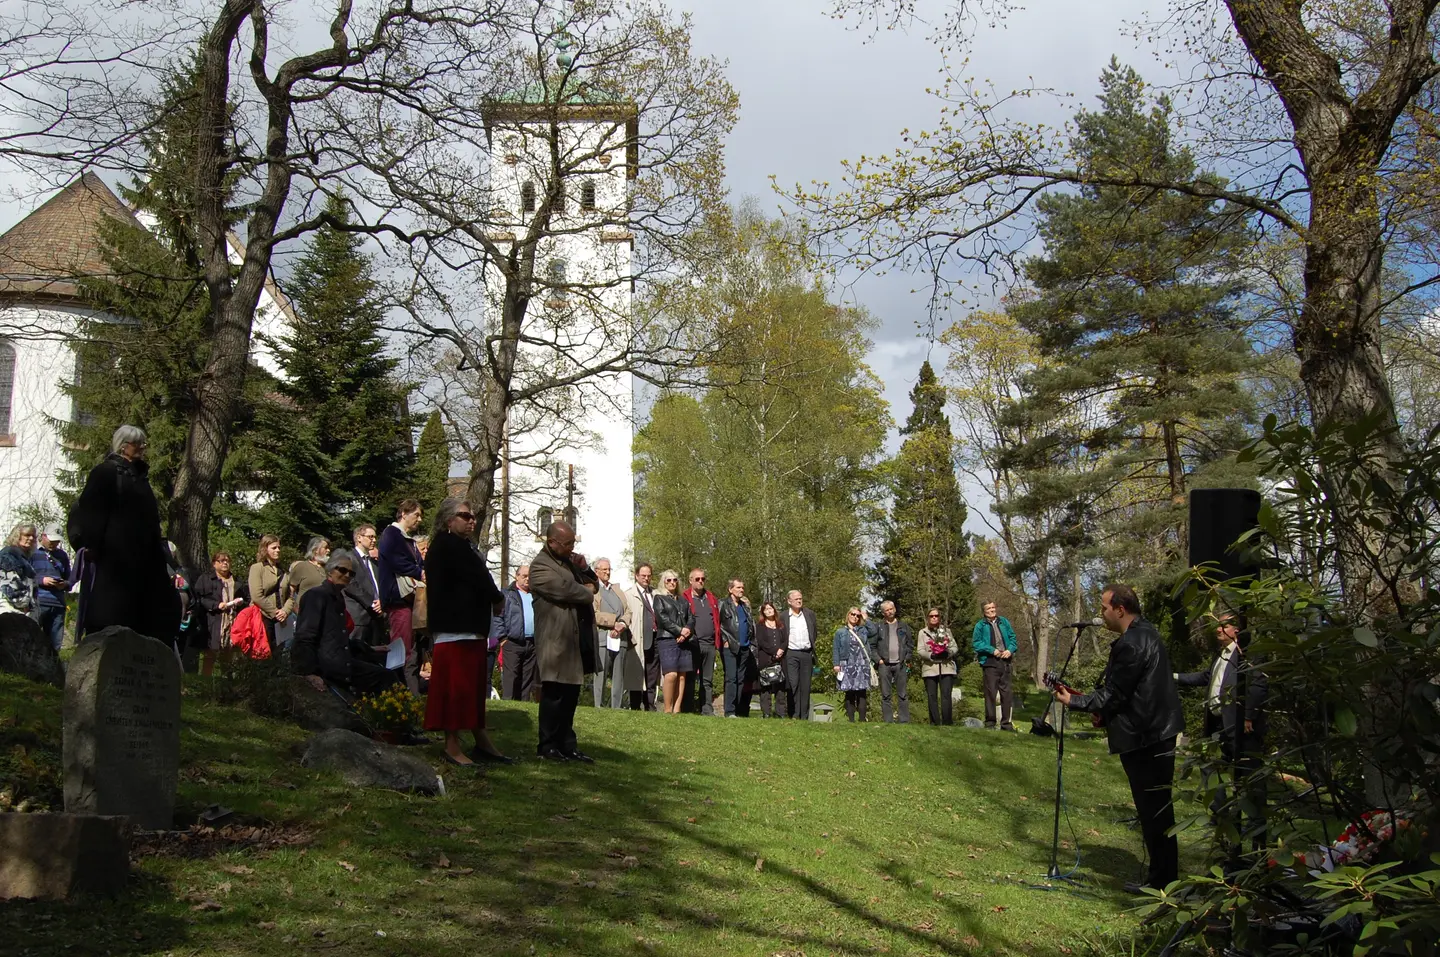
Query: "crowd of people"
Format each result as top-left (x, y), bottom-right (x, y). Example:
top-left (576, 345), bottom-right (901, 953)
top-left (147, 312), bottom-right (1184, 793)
top-left (5, 426), bottom-right (1271, 891)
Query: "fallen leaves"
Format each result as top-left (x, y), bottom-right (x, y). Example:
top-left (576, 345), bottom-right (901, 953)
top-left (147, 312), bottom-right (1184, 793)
top-left (191, 900), bottom-right (222, 912)
top-left (755, 857), bottom-right (764, 872)
top-left (337, 860), bottom-right (357, 873)
top-left (219, 864), bottom-right (254, 876)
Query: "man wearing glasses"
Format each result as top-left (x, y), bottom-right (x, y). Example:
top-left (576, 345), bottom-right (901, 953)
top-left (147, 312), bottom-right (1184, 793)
top-left (343, 524), bottom-right (387, 647)
top-left (292, 552), bottom-right (400, 694)
top-left (683, 569), bottom-right (721, 715)
top-left (784, 590), bottom-right (818, 720)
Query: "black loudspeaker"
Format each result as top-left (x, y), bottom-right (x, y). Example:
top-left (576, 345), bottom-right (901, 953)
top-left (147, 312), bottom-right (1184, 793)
top-left (1188, 488), bottom-right (1262, 578)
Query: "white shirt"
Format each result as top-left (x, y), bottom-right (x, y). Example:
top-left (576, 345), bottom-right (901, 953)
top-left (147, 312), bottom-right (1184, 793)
top-left (787, 609), bottom-right (811, 650)
top-left (1208, 644), bottom-right (1238, 713)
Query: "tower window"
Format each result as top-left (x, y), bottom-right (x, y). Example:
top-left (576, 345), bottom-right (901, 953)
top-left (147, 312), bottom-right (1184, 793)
top-left (547, 258), bottom-right (568, 296)
top-left (521, 181), bottom-right (536, 214)
top-left (580, 180), bottom-right (597, 211)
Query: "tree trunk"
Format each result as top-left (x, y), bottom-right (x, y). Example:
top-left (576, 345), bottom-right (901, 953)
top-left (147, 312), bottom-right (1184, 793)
top-left (466, 279), bottom-right (526, 539)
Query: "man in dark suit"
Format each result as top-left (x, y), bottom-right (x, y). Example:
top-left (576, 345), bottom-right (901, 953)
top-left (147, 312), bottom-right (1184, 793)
top-left (343, 524), bottom-right (387, 647)
top-left (1054, 584), bottom-right (1185, 892)
top-left (1177, 612), bottom-right (1268, 847)
top-left (783, 589), bottom-right (818, 720)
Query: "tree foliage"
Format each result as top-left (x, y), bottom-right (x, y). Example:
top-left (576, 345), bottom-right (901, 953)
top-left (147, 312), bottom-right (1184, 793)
top-left (264, 193), bottom-right (413, 541)
top-left (874, 360), bottom-right (974, 626)
top-left (634, 209), bottom-right (888, 627)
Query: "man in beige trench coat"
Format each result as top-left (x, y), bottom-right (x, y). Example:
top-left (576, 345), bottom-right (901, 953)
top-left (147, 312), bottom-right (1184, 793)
top-left (528, 521), bottom-right (600, 762)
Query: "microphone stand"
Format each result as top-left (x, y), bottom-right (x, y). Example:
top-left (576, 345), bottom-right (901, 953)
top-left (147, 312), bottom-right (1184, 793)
top-left (1046, 621), bottom-right (1090, 882)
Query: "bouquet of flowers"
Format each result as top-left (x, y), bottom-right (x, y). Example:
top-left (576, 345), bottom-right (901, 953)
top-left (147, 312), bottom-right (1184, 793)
top-left (926, 629), bottom-right (951, 659)
top-left (1296, 808), bottom-right (1417, 872)
top-left (356, 688), bottom-right (425, 735)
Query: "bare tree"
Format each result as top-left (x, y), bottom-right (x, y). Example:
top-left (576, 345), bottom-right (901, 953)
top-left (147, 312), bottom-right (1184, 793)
top-left (345, 1), bottom-right (737, 534)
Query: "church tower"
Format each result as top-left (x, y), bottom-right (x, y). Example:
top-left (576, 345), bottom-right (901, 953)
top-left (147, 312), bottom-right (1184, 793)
top-left (481, 23), bottom-right (638, 574)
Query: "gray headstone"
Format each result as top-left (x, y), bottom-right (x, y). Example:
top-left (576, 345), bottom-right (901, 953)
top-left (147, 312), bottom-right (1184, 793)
top-left (0, 813), bottom-right (129, 900)
top-left (0, 612), bottom-right (65, 687)
top-left (963, 716), bottom-right (985, 729)
top-left (63, 627), bottom-right (181, 829)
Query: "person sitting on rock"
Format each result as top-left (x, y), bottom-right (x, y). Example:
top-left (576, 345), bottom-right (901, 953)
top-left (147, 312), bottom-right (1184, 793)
top-left (292, 552), bottom-right (400, 696)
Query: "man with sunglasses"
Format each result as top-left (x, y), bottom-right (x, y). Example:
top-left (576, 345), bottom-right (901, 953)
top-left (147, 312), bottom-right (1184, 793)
top-left (683, 568), bottom-right (721, 715)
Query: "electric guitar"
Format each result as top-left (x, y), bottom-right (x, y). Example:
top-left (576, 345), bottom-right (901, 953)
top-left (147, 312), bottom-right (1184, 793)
top-left (1042, 671), bottom-right (1105, 728)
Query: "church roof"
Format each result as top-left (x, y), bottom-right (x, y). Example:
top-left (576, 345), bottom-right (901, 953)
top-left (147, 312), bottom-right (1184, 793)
top-left (0, 172), bottom-right (143, 304)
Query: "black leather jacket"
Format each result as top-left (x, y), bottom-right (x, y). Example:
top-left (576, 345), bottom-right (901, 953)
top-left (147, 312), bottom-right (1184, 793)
top-left (654, 593), bottom-right (694, 641)
top-left (718, 596), bottom-right (752, 651)
top-left (1069, 617), bottom-right (1185, 755)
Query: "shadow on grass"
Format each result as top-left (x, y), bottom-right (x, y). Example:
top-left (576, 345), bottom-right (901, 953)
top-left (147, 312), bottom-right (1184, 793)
top-left (1, 690), bottom-right (1138, 956)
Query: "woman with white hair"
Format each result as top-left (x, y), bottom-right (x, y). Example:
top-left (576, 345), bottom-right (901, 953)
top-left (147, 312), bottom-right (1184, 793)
top-left (0, 524), bottom-right (39, 616)
top-left (65, 425), bottom-right (179, 642)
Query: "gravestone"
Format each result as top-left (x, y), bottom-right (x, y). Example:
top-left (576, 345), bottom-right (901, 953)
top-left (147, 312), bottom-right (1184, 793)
top-left (0, 611), bottom-right (65, 687)
top-left (63, 627), bottom-right (181, 829)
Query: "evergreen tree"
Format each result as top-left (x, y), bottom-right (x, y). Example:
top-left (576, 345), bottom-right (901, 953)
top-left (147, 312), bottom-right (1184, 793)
top-left (266, 192), bottom-right (413, 539)
top-left (1003, 61), bottom-right (1258, 590)
top-left (411, 410), bottom-right (451, 519)
top-left (874, 360), bottom-right (975, 626)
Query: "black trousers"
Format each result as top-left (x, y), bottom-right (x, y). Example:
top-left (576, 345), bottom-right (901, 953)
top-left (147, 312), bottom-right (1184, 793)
top-left (1211, 718), bottom-right (1267, 848)
top-left (924, 673), bottom-right (955, 725)
top-left (877, 661), bottom-right (909, 723)
top-left (784, 650), bottom-right (813, 719)
top-left (538, 681), bottom-right (581, 755)
top-left (486, 645), bottom-right (498, 695)
top-left (844, 689), bottom-right (868, 722)
top-left (722, 645), bottom-right (755, 717)
top-left (503, 640), bottom-right (538, 700)
top-left (693, 641), bottom-right (718, 715)
top-left (1120, 736), bottom-right (1179, 888)
top-left (982, 660), bottom-right (1014, 729)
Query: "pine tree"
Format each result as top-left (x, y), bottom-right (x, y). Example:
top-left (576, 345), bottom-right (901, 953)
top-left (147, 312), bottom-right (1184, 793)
top-left (874, 360), bottom-right (975, 627)
top-left (1004, 61), bottom-right (1258, 590)
top-left (411, 410), bottom-right (451, 519)
top-left (266, 192), bottom-right (413, 539)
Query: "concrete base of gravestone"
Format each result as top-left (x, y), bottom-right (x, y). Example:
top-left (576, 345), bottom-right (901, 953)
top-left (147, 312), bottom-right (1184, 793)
top-left (300, 729), bottom-right (441, 795)
top-left (0, 813), bottom-right (129, 900)
top-left (286, 677), bottom-right (368, 734)
top-left (64, 627), bottom-right (182, 830)
top-left (0, 612), bottom-right (65, 687)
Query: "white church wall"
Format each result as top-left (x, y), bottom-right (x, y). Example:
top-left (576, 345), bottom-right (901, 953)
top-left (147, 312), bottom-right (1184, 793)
top-left (0, 304), bottom-right (96, 527)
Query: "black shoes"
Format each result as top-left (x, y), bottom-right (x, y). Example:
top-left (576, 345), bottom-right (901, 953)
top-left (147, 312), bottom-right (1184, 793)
top-left (537, 748), bottom-right (571, 761)
top-left (564, 750), bottom-right (595, 764)
top-left (469, 749), bottom-right (517, 765)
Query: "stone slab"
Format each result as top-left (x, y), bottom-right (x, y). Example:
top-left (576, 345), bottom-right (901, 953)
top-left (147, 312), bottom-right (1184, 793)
top-left (0, 813), bottom-right (129, 900)
top-left (0, 612), bottom-right (65, 686)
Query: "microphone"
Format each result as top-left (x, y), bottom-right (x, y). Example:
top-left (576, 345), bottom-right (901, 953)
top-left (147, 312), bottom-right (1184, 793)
top-left (1068, 619), bottom-right (1104, 629)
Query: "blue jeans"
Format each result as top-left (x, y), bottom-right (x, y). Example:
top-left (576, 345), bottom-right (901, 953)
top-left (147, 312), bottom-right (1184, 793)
top-left (37, 605), bottom-right (66, 651)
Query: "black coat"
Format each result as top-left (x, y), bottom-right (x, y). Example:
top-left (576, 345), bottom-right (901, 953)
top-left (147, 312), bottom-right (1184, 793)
top-left (292, 581), bottom-right (354, 683)
top-left (753, 621), bottom-right (786, 668)
top-left (66, 453), bottom-right (180, 643)
top-left (425, 531), bottom-right (503, 636)
top-left (654, 593), bottom-right (694, 641)
top-left (1178, 648), bottom-right (1268, 742)
top-left (191, 571), bottom-right (250, 650)
top-left (868, 619), bottom-right (914, 664)
top-left (1069, 617), bottom-right (1186, 755)
top-left (718, 596), bottom-right (753, 652)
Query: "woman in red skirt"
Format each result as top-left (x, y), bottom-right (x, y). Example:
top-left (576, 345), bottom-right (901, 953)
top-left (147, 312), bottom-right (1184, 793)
top-left (423, 497), bottom-right (512, 767)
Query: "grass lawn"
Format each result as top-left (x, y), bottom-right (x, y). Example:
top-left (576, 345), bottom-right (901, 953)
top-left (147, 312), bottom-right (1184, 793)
top-left (0, 672), bottom-right (1195, 956)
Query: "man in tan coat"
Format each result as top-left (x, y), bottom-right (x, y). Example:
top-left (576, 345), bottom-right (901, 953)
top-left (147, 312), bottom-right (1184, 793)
top-left (528, 521), bottom-right (600, 762)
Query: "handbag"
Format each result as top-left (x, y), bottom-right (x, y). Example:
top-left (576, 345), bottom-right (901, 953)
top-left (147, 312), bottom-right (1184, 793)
top-left (758, 663), bottom-right (784, 690)
top-left (396, 575), bottom-right (417, 599)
